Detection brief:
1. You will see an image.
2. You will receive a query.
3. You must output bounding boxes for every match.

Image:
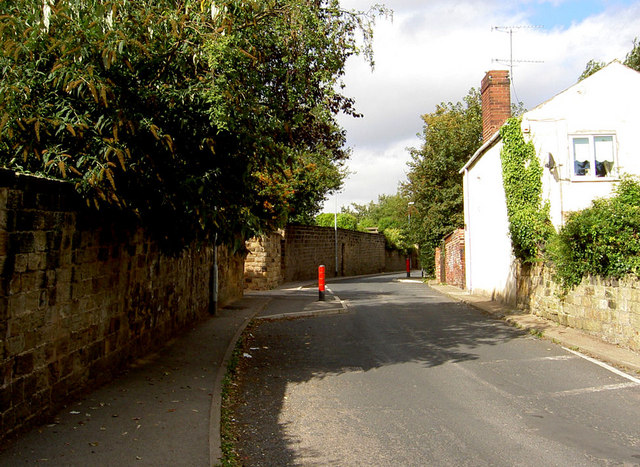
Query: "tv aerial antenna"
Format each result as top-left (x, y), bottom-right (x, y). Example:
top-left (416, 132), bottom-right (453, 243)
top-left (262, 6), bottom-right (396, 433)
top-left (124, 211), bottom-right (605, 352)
top-left (492, 26), bottom-right (544, 105)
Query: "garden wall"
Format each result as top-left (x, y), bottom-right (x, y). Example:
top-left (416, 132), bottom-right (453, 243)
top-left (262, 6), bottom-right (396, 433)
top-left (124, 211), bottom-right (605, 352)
top-left (517, 263), bottom-right (640, 352)
top-left (434, 229), bottom-right (465, 289)
top-left (0, 170), bottom-right (244, 442)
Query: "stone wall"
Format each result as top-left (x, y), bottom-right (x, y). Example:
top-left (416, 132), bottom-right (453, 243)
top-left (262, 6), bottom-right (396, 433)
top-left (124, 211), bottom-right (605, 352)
top-left (517, 263), bottom-right (640, 352)
top-left (385, 249), bottom-right (411, 273)
top-left (283, 225), bottom-right (387, 282)
top-left (245, 225), bottom-right (410, 289)
top-left (0, 170), bottom-right (244, 441)
top-left (244, 231), bottom-right (283, 290)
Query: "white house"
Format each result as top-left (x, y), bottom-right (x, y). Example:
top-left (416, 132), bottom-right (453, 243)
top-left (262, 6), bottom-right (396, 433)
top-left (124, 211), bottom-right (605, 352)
top-left (460, 62), bottom-right (640, 304)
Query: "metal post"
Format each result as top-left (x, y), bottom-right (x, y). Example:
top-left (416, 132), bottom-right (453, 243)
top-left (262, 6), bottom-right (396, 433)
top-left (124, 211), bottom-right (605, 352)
top-left (334, 207), bottom-right (338, 277)
top-left (318, 265), bottom-right (326, 301)
top-left (210, 233), bottom-right (218, 314)
top-left (407, 202), bottom-right (414, 277)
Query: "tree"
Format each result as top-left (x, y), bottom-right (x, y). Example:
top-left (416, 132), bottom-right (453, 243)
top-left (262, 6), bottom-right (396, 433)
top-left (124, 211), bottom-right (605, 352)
top-left (346, 193), bottom-right (410, 231)
top-left (402, 88), bottom-right (482, 273)
top-left (342, 193), bottom-right (413, 251)
top-left (0, 0), bottom-right (387, 250)
top-left (579, 37), bottom-right (640, 80)
top-left (315, 212), bottom-right (358, 230)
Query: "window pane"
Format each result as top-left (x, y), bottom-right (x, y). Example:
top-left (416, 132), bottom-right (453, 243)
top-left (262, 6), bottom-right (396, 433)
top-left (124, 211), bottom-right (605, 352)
top-left (573, 137), bottom-right (590, 176)
top-left (594, 136), bottom-right (614, 177)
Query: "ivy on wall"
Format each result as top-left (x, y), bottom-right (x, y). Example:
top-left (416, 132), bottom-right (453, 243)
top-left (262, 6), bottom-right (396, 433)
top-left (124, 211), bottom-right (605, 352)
top-left (499, 117), bottom-right (554, 263)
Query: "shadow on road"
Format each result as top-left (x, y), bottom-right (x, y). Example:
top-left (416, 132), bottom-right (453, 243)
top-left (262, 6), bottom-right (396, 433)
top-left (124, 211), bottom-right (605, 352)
top-left (232, 277), bottom-right (525, 465)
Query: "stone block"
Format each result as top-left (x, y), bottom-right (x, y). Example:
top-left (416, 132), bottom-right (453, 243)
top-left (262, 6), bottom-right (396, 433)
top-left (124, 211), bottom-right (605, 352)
top-left (8, 294), bottom-right (26, 317)
top-left (13, 254), bottom-right (27, 274)
top-left (6, 335), bottom-right (24, 356)
top-left (14, 352), bottom-right (34, 376)
top-left (6, 190), bottom-right (23, 210)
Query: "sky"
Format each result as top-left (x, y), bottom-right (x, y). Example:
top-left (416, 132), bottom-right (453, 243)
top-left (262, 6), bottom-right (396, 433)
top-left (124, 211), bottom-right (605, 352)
top-left (322, 0), bottom-right (640, 212)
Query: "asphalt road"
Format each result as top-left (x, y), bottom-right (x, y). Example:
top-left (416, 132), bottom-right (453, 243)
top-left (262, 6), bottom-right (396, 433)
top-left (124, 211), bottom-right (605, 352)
top-left (232, 274), bottom-right (640, 466)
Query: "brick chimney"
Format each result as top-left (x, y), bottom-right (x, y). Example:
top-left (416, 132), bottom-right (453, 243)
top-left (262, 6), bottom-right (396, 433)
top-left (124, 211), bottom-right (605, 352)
top-left (481, 70), bottom-right (510, 141)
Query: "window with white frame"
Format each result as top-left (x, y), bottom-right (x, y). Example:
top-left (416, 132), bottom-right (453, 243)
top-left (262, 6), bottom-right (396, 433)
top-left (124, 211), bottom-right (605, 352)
top-left (571, 134), bottom-right (616, 178)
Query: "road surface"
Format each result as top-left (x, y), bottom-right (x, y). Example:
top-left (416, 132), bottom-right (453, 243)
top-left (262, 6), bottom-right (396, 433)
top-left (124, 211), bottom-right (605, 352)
top-left (232, 274), bottom-right (640, 466)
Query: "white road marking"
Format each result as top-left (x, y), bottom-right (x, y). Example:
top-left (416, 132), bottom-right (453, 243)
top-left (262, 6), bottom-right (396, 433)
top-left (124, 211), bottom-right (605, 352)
top-left (550, 382), bottom-right (640, 397)
top-left (479, 355), bottom-right (577, 365)
top-left (563, 347), bottom-right (640, 384)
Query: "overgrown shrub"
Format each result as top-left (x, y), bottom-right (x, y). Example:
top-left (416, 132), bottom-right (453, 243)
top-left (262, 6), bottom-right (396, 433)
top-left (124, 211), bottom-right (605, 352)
top-left (547, 176), bottom-right (640, 289)
top-left (381, 227), bottom-right (410, 252)
top-left (315, 212), bottom-right (358, 231)
top-left (0, 0), bottom-right (384, 250)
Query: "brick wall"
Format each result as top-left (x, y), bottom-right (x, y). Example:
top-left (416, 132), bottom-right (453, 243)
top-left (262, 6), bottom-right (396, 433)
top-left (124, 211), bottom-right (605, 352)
top-left (245, 225), bottom-right (410, 289)
top-left (518, 263), bottom-right (640, 352)
top-left (435, 229), bottom-right (465, 289)
top-left (0, 170), bottom-right (244, 441)
top-left (434, 247), bottom-right (444, 283)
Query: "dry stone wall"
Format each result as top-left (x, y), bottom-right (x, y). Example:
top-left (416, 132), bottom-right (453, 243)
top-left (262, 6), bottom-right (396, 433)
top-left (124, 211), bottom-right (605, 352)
top-left (518, 263), bottom-right (640, 352)
top-left (0, 170), bottom-right (243, 441)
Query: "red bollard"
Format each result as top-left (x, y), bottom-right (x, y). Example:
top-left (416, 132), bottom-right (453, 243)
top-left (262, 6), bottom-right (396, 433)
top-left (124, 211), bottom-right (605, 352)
top-left (406, 258), bottom-right (411, 278)
top-left (318, 265), bottom-right (326, 301)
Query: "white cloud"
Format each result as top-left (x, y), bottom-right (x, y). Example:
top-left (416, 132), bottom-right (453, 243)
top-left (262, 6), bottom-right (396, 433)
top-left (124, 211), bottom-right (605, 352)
top-left (323, 0), bottom-right (640, 212)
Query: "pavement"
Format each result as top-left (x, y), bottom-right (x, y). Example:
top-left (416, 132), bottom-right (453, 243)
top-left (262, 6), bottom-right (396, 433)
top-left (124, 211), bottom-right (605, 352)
top-left (1, 271), bottom-right (639, 466)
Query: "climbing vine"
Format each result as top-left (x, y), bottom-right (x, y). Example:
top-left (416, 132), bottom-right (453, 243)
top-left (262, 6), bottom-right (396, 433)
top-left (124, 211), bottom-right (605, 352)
top-left (500, 117), bottom-right (554, 263)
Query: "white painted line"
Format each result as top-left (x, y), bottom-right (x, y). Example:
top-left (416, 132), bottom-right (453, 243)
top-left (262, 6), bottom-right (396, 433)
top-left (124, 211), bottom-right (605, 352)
top-left (257, 308), bottom-right (347, 320)
top-left (563, 347), bottom-right (640, 384)
top-left (550, 382), bottom-right (640, 397)
top-left (480, 355), bottom-right (577, 365)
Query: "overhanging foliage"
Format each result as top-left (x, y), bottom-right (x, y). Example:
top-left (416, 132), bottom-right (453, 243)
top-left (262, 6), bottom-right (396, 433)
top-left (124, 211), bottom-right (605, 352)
top-left (0, 0), bottom-right (387, 250)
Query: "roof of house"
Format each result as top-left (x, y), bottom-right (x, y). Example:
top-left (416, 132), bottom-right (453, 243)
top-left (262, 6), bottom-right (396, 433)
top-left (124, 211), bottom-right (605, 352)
top-left (459, 61), bottom-right (640, 174)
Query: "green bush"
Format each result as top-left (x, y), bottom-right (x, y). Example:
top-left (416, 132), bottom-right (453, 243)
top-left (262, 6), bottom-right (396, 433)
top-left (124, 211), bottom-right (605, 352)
top-left (381, 227), bottom-right (410, 252)
top-left (547, 176), bottom-right (640, 289)
top-left (315, 212), bottom-right (358, 230)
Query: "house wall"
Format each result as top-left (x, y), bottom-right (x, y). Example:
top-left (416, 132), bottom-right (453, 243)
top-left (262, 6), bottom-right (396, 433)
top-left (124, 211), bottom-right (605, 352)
top-left (0, 171), bottom-right (244, 441)
top-left (463, 63), bottom-right (640, 305)
top-left (463, 140), bottom-right (518, 304)
top-left (518, 263), bottom-right (640, 352)
top-left (523, 63), bottom-right (640, 227)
